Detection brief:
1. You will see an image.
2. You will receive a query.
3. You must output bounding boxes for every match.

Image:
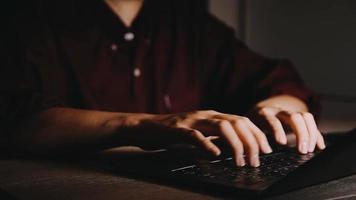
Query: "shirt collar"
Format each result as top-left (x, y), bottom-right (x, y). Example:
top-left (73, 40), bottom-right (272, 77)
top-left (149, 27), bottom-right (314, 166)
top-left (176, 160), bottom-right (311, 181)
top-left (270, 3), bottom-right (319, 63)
top-left (94, 0), bottom-right (151, 43)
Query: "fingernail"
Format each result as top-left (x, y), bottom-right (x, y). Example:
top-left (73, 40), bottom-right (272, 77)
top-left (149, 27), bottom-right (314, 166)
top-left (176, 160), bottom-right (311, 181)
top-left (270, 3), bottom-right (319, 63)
top-left (280, 136), bottom-right (287, 145)
top-left (251, 155), bottom-right (260, 167)
top-left (266, 146), bottom-right (273, 154)
top-left (214, 149), bottom-right (221, 156)
top-left (308, 143), bottom-right (315, 152)
top-left (252, 159), bottom-right (260, 167)
top-left (237, 157), bottom-right (246, 167)
top-left (300, 142), bottom-right (308, 154)
top-left (320, 142), bottom-right (326, 150)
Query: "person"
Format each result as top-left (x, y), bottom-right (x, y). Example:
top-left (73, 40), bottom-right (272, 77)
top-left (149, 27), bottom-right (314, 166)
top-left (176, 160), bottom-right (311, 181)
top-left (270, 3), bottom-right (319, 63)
top-left (0, 0), bottom-right (325, 167)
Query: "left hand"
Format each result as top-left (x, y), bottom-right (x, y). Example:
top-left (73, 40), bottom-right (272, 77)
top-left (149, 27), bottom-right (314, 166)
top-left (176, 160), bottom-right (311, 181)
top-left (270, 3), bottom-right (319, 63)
top-left (252, 106), bottom-right (326, 154)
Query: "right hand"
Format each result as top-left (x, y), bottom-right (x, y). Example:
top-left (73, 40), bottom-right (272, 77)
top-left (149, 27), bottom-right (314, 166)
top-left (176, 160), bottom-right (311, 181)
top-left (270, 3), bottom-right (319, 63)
top-left (114, 110), bottom-right (273, 167)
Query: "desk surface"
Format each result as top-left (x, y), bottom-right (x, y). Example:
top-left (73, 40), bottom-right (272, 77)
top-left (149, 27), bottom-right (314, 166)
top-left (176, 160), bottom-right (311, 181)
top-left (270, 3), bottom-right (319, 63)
top-left (0, 106), bottom-right (355, 200)
top-left (0, 158), bottom-right (355, 200)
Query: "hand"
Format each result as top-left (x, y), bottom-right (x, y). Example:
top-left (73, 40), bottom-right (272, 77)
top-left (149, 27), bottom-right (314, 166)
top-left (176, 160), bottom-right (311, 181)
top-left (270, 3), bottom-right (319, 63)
top-left (117, 110), bottom-right (272, 167)
top-left (253, 106), bottom-right (326, 154)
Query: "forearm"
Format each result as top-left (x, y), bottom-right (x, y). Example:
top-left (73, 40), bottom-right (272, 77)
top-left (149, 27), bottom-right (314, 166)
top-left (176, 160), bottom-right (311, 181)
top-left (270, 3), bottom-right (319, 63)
top-left (12, 108), bottom-right (151, 155)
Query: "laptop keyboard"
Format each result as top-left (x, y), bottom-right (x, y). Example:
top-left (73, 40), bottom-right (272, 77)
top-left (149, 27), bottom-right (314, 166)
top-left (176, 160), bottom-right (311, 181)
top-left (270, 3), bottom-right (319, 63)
top-left (170, 151), bottom-right (316, 186)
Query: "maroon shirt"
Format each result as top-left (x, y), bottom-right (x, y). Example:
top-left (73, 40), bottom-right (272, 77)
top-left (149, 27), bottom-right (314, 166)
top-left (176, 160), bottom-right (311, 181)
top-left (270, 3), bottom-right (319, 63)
top-left (0, 0), bottom-right (318, 135)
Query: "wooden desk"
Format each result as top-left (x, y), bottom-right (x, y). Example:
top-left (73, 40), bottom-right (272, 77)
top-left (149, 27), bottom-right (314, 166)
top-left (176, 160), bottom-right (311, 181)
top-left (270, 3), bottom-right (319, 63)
top-left (0, 101), bottom-right (355, 200)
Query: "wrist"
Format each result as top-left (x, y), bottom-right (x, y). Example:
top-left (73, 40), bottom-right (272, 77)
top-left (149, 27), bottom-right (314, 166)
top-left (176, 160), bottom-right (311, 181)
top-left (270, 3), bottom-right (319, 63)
top-left (103, 113), bottom-right (154, 134)
top-left (255, 95), bottom-right (308, 113)
top-left (100, 113), bottom-right (154, 146)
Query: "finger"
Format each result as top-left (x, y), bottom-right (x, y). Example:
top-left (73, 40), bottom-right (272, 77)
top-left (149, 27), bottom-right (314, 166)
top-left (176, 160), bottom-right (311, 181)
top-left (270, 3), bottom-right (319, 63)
top-left (181, 128), bottom-right (222, 156)
top-left (231, 119), bottom-right (260, 167)
top-left (206, 136), bottom-right (220, 141)
top-left (278, 112), bottom-right (309, 154)
top-left (316, 131), bottom-right (326, 150)
top-left (246, 119), bottom-right (273, 154)
top-left (301, 113), bottom-right (318, 152)
top-left (215, 114), bottom-right (273, 154)
top-left (266, 114), bottom-right (287, 145)
top-left (259, 107), bottom-right (287, 145)
top-left (212, 119), bottom-right (246, 167)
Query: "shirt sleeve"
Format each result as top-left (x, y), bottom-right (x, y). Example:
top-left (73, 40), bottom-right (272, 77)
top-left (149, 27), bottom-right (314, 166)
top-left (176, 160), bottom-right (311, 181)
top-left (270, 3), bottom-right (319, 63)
top-left (201, 15), bottom-right (320, 116)
top-left (0, 13), bottom-right (66, 140)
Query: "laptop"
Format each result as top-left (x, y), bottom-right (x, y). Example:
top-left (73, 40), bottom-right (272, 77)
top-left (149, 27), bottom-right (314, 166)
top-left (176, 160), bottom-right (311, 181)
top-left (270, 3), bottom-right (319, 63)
top-left (110, 129), bottom-right (356, 199)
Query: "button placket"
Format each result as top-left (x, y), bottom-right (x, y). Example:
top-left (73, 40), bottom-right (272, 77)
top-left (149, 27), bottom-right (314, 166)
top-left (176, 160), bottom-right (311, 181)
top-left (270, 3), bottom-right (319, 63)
top-left (130, 36), bottom-right (150, 111)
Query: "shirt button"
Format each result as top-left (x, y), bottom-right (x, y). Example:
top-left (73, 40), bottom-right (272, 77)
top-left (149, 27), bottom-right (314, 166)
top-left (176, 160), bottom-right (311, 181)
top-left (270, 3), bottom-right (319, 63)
top-left (111, 44), bottom-right (118, 51)
top-left (133, 68), bottom-right (141, 78)
top-left (124, 32), bottom-right (135, 41)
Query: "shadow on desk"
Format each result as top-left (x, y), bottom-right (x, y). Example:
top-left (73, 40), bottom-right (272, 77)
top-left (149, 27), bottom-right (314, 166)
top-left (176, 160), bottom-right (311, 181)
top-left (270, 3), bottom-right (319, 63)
top-left (0, 148), bottom-right (237, 200)
top-left (0, 188), bottom-right (17, 200)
